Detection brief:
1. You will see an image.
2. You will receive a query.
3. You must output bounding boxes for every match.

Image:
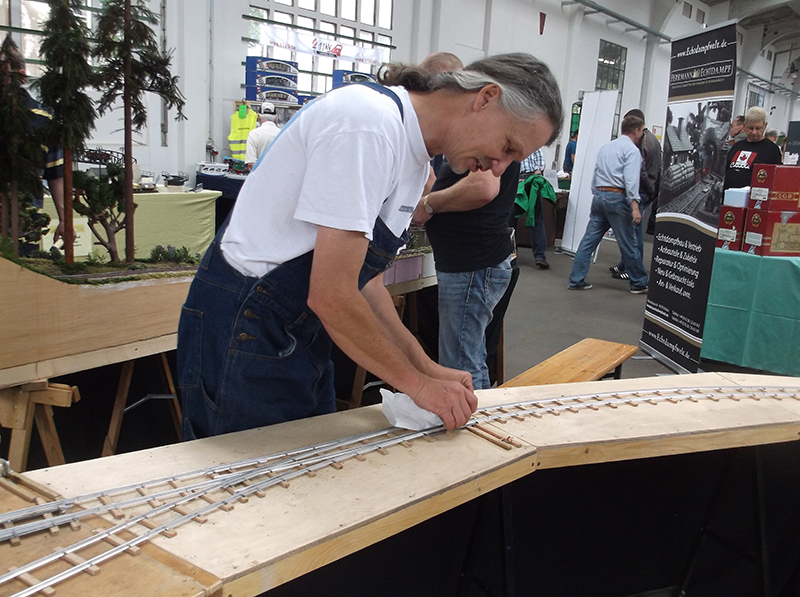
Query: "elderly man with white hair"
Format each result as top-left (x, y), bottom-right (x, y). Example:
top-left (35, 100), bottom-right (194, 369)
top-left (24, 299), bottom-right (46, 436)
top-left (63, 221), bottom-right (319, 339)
top-left (723, 106), bottom-right (782, 190)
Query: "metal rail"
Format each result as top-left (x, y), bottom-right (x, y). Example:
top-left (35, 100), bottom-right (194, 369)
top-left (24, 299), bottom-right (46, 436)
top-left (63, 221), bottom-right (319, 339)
top-left (1, 385), bottom-right (799, 596)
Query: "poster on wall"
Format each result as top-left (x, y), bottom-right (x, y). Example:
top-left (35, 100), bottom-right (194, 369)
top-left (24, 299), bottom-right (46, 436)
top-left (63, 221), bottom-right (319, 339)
top-left (640, 22), bottom-right (737, 373)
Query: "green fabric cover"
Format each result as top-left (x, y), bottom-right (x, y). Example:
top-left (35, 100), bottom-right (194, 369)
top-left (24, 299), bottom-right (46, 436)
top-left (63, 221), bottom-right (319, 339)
top-left (702, 248), bottom-right (800, 376)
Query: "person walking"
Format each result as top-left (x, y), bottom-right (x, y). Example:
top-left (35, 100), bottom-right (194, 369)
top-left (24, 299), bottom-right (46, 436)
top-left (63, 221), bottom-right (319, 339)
top-left (568, 114), bottom-right (648, 294)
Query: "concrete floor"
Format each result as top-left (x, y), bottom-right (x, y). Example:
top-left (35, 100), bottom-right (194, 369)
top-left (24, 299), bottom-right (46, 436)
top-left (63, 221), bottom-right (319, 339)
top-left (502, 233), bottom-right (676, 382)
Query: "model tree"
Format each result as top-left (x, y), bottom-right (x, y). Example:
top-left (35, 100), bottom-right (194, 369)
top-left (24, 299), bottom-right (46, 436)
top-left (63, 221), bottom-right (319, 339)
top-left (34, 0), bottom-right (97, 264)
top-left (72, 163), bottom-right (126, 262)
top-left (94, 0), bottom-right (186, 263)
top-left (0, 35), bottom-right (45, 259)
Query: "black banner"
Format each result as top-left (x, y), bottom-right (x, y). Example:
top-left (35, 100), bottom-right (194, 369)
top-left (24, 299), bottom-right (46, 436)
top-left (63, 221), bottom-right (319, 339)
top-left (668, 26), bottom-right (737, 101)
top-left (641, 23), bottom-right (737, 373)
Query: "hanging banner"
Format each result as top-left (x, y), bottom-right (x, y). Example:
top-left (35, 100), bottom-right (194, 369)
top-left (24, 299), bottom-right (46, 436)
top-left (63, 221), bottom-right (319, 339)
top-left (640, 23), bottom-right (737, 373)
top-left (260, 23), bottom-right (387, 65)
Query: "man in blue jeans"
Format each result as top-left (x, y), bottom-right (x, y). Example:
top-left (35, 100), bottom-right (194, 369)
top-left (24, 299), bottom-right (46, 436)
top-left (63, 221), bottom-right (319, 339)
top-left (568, 114), bottom-right (648, 294)
top-left (610, 109), bottom-right (661, 281)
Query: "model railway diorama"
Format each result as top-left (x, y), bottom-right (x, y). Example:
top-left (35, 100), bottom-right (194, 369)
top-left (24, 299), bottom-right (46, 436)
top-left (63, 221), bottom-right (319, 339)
top-left (2, 373), bottom-right (799, 596)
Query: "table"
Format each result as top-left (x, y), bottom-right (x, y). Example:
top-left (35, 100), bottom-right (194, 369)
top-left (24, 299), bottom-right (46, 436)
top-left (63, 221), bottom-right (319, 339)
top-left (41, 187), bottom-right (221, 260)
top-left (3, 373), bottom-right (799, 596)
top-left (701, 249), bottom-right (800, 376)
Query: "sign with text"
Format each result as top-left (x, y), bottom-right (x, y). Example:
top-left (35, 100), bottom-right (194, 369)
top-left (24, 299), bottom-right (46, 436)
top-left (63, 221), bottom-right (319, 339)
top-left (260, 23), bottom-right (387, 66)
top-left (640, 23), bottom-right (737, 372)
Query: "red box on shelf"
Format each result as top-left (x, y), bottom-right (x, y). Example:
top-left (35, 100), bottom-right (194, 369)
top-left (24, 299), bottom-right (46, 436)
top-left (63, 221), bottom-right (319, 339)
top-left (716, 206), bottom-right (747, 251)
top-left (749, 164), bottom-right (800, 211)
top-left (742, 209), bottom-right (800, 256)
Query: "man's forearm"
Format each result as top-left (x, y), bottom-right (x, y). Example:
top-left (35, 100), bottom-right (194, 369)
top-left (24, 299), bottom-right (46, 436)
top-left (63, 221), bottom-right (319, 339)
top-left (426, 169), bottom-right (500, 214)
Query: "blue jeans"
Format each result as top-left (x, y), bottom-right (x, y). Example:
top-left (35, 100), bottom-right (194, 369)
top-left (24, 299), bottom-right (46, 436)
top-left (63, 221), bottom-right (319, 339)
top-left (437, 255), bottom-right (513, 390)
top-left (616, 192), bottom-right (651, 273)
top-left (568, 190), bottom-right (648, 289)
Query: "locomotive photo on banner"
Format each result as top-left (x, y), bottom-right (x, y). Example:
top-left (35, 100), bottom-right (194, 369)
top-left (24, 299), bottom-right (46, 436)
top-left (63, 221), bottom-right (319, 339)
top-left (640, 23), bottom-right (737, 373)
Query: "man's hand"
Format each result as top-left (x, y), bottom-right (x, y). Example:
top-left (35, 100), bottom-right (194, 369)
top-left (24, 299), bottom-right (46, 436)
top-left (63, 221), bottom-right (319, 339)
top-left (631, 201), bottom-right (642, 225)
top-left (411, 197), bottom-right (432, 226)
top-left (412, 377), bottom-right (478, 430)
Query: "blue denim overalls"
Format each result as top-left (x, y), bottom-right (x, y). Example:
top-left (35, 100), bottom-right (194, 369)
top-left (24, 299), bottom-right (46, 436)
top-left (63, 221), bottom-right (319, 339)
top-left (178, 85), bottom-right (408, 440)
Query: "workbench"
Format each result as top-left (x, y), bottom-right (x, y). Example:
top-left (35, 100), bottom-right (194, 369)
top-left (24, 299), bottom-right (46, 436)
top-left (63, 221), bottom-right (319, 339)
top-left (2, 372), bottom-right (798, 596)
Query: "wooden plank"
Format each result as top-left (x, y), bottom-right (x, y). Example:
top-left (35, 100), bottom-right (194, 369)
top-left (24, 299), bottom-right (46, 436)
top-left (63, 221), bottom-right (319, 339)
top-left (0, 257), bottom-right (190, 381)
top-left (17, 372), bottom-right (800, 596)
top-left (0, 335), bottom-right (177, 391)
top-left (33, 405), bottom-right (66, 468)
top-left (102, 361), bottom-right (135, 457)
top-left (501, 338), bottom-right (638, 387)
top-left (28, 385), bottom-right (75, 408)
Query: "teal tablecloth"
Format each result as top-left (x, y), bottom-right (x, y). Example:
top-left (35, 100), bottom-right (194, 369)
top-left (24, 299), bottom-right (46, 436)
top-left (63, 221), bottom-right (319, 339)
top-left (701, 249), bottom-right (800, 376)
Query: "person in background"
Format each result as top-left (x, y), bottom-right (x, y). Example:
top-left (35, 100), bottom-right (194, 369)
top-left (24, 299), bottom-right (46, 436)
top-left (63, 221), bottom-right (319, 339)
top-left (0, 39), bottom-right (67, 245)
top-left (563, 129), bottom-right (577, 175)
top-left (765, 128), bottom-right (779, 144)
top-left (610, 109), bottom-right (661, 282)
top-left (411, 52), bottom-right (537, 391)
top-left (177, 53), bottom-right (563, 438)
top-left (245, 101), bottom-right (280, 169)
top-left (568, 114), bottom-right (648, 294)
top-left (728, 115), bottom-right (746, 147)
top-left (723, 107), bottom-right (782, 190)
top-left (518, 148), bottom-right (550, 269)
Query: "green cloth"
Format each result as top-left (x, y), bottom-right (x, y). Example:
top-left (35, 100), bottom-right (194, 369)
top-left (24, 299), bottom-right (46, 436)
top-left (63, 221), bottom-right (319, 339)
top-left (701, 249), bottom-right (800, 376)
top-left (515, 174), bottom-right (556, 228)
top-left (42, 187), bottom-right (221, 260)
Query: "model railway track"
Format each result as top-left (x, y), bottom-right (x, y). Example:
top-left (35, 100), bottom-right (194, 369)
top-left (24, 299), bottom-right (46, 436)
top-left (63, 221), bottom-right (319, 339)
top-left (2, 385), bottom-right (799, 597)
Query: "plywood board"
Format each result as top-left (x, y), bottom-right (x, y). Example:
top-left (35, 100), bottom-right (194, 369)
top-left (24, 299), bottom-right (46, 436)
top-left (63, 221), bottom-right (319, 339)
top-left (0, 258), bottom-right (190, 387)
top-left (13, 372), bottom-right (800, 596)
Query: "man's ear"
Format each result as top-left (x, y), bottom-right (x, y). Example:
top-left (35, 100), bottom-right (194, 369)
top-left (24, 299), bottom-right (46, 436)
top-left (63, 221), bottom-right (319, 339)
top-left (472, 83), bottom-right (501, 112)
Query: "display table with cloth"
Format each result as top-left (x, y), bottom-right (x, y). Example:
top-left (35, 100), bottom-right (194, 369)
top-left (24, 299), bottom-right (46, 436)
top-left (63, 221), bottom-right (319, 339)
top-left (41, 186), bottom-right (220, 260)
top-left (701, 249), bottom-right (800, 376)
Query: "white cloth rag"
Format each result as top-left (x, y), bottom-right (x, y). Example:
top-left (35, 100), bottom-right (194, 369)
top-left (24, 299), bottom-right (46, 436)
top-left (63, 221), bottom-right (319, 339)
top-left (380, 389), bottom-right (443, 430)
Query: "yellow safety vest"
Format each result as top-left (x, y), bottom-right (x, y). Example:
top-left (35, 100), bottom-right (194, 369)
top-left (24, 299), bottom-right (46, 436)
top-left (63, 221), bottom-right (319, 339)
top-left (228, 109), bottom-right (258, 161)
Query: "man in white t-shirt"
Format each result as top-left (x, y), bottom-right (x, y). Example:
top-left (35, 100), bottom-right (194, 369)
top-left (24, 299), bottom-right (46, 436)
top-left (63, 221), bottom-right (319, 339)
top-left (244, 101), bottom-right (281, 168)
top-left (177, 54), bottom-right (564, 439)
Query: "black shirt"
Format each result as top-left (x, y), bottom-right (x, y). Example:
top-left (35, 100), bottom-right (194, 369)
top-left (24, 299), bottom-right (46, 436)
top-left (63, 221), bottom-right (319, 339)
top-left (425, 160), bottom-right (520, 273)
top-left (723, 138), bottom-right (782, 190)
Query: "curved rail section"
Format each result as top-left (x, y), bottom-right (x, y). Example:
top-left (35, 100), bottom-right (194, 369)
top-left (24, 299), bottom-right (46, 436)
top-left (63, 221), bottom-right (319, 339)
top-left (2, 384), bottom-right (799, 596)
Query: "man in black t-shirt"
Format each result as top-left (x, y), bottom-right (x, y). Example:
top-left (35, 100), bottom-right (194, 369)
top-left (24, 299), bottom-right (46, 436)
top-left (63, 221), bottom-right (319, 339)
top-left (723, 106), bottom-right (782, 190)
top-left (412, 159), bottom-right (520, 390)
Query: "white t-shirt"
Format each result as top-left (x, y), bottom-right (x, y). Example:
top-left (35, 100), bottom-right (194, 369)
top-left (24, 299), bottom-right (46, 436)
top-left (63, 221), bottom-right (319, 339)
top-left (245, 120), bottom-right (281, 165)
top-left (221, 85), bottom-right (430, 278)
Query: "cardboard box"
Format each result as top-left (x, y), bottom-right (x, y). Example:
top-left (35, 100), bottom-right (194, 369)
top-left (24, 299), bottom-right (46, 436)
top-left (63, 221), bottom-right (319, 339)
top-left (742, 209), bottom-right (800, 256)
top-left (749, 164), bottom-right (800, 210)
top-left (716, 206), bottom-right (747, 251)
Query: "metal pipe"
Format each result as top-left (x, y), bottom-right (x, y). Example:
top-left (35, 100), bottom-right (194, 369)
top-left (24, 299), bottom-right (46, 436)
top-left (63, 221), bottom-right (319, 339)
top-left (562, 0), bottom-right (671, 42)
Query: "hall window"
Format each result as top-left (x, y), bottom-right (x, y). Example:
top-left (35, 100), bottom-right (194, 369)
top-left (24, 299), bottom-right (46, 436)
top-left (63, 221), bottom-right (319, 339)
top-left (246, 0), bottom-right (395, 97)
top-left (595, 40), bottom-right (627, 136)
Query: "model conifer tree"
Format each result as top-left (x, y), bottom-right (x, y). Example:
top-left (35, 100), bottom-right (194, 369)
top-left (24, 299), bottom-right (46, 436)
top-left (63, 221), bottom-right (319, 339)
top-left (93, 0), bottom-right (186, 263)
top-left (0, 35), bottom-right (44, 259)
top-left (34, 0), bottom-right (97, 264)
